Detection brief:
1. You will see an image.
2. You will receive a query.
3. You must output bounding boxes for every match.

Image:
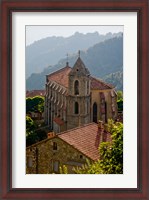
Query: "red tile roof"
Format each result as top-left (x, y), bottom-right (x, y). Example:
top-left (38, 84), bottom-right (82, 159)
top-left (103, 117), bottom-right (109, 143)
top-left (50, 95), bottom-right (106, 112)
top-left (47, 66), bottom-right (114, 90)
top-left (26, 90), bottom-right (45, 98)
top-left (26, 122), bottom-right (112, 161)
top-left (58, 123), bottom-right (105, 161)
top-left (47, 66), bottom-right (72, 88)
top-left (90, 77), bottom-right (114, 90)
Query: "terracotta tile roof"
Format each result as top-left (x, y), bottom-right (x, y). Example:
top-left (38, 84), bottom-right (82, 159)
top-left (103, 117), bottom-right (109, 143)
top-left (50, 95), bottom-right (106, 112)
top-left (47, 66), bottom-right (72, 88)
top-left (26, 122), bottom-right (112, 161)
top-left (58, 123), bottom-right (101, 161)
top-left (90, 77), bottom-right (114, 90)
top-left (26, 90), bottom-right (45, 98)
top-left (47, 66), bottom-right (114, 90)
top-left (53, 117), bottom-right (64, 126)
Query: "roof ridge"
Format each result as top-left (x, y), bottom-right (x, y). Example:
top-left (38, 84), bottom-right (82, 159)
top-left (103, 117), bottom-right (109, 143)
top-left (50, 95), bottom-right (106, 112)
top-left (26, 122), bottom-right (97, 149)
top-left (91, 76), bottom-right (114, 89)
top-left (57, 122), bottom-right (96, 136)
top-left (47, 66), bottom-right (72, 77)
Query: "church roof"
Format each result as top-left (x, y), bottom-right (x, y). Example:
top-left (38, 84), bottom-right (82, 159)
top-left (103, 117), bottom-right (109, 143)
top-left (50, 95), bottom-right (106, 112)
top-left (47, 65), bottom-right (114, 90)
top-left (47, 65), bottom-right (72, 88)
top-left (90, 77), bottom-right (114, 90)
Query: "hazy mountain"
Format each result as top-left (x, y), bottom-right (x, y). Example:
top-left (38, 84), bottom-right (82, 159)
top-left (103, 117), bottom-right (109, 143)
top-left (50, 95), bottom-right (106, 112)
top-left (103, 71), bottom-right (123, 91)
top-left (26, 31), bottom-right (122, 78)
top-left (26, 35), bottom-right (123, 90)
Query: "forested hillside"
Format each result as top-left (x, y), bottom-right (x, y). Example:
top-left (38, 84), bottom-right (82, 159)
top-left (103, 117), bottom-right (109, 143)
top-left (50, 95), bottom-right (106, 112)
top-left (26, 32), bottom-right (122, 78)
top-left (26, 35), bottom-right (123, 90)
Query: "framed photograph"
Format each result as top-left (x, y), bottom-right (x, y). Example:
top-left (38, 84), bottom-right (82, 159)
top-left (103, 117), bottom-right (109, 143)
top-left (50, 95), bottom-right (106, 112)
top-left (1, 0), bottom-right (148, 199)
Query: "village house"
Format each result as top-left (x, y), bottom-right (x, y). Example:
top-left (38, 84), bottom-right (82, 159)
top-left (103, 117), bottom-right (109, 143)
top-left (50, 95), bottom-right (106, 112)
top-left (26, 90), bottom-right (45, 98)
top-left (26, 121), bottom-right (111, 174)
top-left (44, 54), bottom-right (118, 133)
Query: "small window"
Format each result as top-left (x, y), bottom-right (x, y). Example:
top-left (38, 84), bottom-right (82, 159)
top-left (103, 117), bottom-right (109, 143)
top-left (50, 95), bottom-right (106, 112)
top-left (74, 102), bottom-right (79, 114)
top-left (53, 142), bottom-right (57, 150)
top-left (27, 156), bottom-right (33, 167)
top-left (80, 155), bottom-right (83, 159)
top-left (53, 161), bottom-right (59, 173)
top-left (74, 80), bottom-right (79, 95)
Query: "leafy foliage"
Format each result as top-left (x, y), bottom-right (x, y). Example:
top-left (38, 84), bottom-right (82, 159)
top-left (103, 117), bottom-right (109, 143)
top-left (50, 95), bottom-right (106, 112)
top-left (117, 90), bottom-right (123, 101)
top-left (26, 116), bottom-right (47, 146)
top-left (117, 90), bottom-right (123, 112)
top-left (26, 96), bottom-right (44, 113)
top-left (26, 116), bottom-right (36, 136)
top-left (99, 120), bottom-right (123, 174)
top-left (59, 165), bottom-right (68, 174)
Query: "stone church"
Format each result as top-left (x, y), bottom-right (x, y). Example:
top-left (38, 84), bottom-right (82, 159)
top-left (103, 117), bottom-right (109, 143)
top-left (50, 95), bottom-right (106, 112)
top-left (44, 54), bottom-right (117, 133)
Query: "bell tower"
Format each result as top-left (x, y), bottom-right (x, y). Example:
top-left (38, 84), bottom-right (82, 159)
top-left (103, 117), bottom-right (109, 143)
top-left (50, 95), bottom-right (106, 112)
top-left (67, 52), bottom-right (91, 130)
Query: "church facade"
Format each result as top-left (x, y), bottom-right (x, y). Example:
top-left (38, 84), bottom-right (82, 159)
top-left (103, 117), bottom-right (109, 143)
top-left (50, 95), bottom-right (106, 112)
top-left (44, 55), bottom-right (118, 133)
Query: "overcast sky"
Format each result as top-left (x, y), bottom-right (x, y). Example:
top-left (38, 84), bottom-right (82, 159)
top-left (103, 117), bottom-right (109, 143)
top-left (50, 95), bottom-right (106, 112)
top-left (26, 25), bottom-right (123, 46)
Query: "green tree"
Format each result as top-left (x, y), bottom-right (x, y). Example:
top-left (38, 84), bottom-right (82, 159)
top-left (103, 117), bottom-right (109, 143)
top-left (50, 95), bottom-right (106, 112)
top-left (117, 90), bottom-right (123, 101)
top-left (99, 120), bottom-right (123, 174)
top-left (117, 90), bottom-right (123, 112)
top-left (26, 116), bottom-right (35, 136)
top-left (26, 116), bottom-right (47, 146)
top-left (26, 96), bottom-right (44, 113)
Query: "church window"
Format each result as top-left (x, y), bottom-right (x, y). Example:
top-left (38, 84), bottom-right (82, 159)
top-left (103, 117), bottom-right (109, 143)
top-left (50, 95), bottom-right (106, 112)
top-left (74, 80), bottom-right (79, 95)
top-left (87, 81), bottom-right (89, 94)
top-left (93, 102), bottom-right (97, 123)
top-left (74, 102), bottom-right (79, 114)
top-left (53, 142), bottom-right (57, 150)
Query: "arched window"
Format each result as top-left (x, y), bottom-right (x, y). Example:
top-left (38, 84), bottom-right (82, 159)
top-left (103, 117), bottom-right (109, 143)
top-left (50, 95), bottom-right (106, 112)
top-left (74, 80), bottom-right (79, 95)
top-left (93, 102), bottom-right (97, 123)
top-left (74, 102), bottom-right (79, 114)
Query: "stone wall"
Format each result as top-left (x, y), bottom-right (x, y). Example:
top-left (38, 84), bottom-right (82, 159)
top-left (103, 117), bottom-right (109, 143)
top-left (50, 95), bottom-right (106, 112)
top-left (26, 137), bottom-right (91, 174)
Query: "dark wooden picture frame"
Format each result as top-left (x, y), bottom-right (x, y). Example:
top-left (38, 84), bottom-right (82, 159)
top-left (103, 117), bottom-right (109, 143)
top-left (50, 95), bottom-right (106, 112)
top-left (0, 0), bottom-right (148, 199)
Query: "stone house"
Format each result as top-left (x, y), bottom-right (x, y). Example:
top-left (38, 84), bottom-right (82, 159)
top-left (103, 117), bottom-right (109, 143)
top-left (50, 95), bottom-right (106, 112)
top-left (26, 90), bottom-right (45, 98)
top-left (26, 122), bottom-right (111, 174)
top-left (44, 55), bottom-right (117, 133)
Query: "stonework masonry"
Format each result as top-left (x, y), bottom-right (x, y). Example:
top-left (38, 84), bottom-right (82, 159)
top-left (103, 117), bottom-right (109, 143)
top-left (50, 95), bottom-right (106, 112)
top-left (26, 137), bottom-right (91, 174)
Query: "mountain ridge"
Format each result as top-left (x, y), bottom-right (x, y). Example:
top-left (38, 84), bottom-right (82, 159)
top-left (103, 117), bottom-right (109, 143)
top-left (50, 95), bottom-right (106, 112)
top-left (26, 31), bottom-right (122, 78)
top-left (26, 35), bottom-right (123, 90)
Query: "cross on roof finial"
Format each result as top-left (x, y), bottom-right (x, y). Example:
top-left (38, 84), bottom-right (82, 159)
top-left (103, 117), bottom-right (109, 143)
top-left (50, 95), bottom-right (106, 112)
top-left (78, 50), bottom-right (80, 58)
top-left (66, 53), bottom-right (69, 66)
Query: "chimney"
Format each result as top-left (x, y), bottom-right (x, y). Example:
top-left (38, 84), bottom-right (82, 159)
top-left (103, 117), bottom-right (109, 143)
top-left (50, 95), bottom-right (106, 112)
top-left (98, 120), bottom-right (104, 143)
top-left (47, 132), bottom-right (55, 139)
top-left (98, 120), bottom-right (104, 129)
